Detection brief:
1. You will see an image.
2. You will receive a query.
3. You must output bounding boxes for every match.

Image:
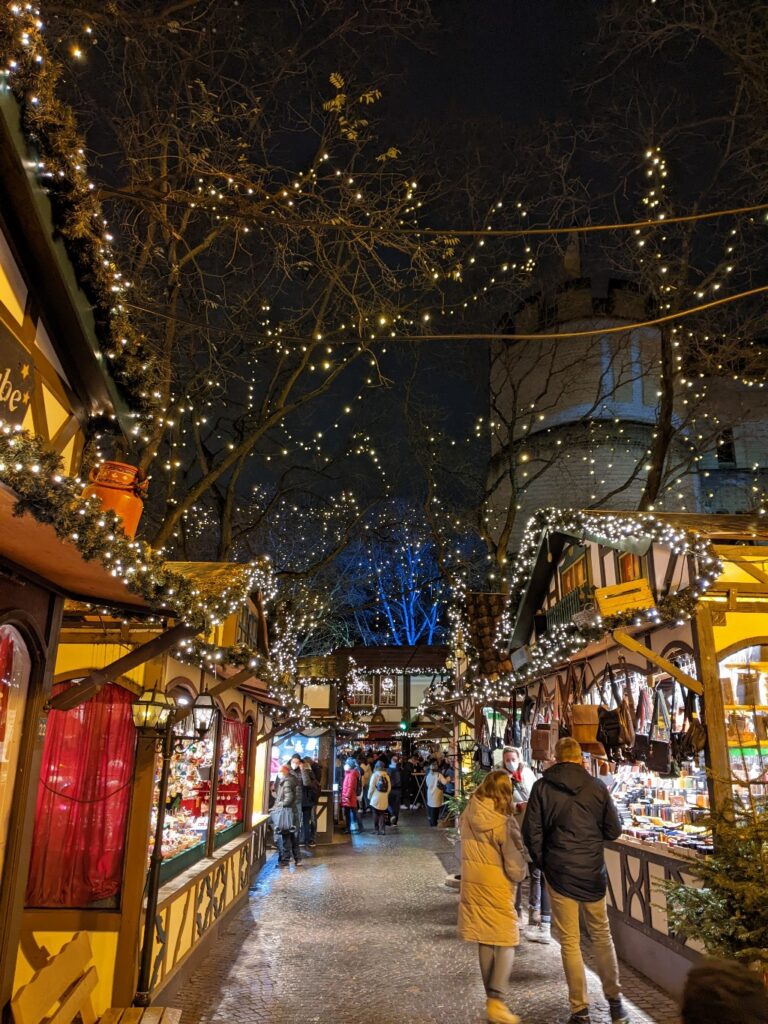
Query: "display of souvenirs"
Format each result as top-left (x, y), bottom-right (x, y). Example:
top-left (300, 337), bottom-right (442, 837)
top-left (149, 736), bottom-right (215, 863)
top-left (609, 762), bottom-right (712, 853)
top-left (214, 723), bottom-right (248, 834)
top-left (148, 717), bottom-right (251, 874)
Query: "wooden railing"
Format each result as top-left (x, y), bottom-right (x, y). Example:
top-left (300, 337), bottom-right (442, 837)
top-left (546, 583), bottom-right (592, 631)
top-left (148, 817), bottom-right (269, 996)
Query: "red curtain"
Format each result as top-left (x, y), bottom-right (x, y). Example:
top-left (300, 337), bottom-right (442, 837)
top-left (26, 682), bottom-right (137, 908)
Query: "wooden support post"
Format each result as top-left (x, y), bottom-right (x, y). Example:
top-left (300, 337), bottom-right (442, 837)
top-left (613, 629), bottom-right (703, 695)
top-left (206, 710), bottom-right (224, 857)
top-left (692, 603), bottom-right (731, 813)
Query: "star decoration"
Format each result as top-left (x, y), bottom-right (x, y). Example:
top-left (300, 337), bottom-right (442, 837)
top-left (20, 363), bottom-right (30, 380)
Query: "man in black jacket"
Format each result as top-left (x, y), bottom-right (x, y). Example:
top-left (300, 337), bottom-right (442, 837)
top-left (522, 737), bottom-right (627, 1024)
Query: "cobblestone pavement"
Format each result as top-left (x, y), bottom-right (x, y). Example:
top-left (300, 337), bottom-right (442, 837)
top-left (178, 811), bottom-right (680, 1024)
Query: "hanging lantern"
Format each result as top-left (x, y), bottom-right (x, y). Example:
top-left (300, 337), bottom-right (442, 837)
top-left (132, 688), bottom-right (174, 733)
top-left (192, 691), bottom-right (216, 737)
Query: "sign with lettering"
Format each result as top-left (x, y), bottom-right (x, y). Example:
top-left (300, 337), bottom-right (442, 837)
top-left (0, 321), bottom-right (32, 426)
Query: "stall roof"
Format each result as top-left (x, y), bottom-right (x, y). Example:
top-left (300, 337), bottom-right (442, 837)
top-left (510, 510), bottom-right (768, 649)
top-left (0, 92), bottom-right (131, 434)
top-left (298, 644), bottom-right (449, 681)
top-left (0, 483), bottom-right (262, 621)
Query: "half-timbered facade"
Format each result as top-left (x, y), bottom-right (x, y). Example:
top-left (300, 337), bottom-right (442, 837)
top-left (503, 508), bottom-right (768, 995)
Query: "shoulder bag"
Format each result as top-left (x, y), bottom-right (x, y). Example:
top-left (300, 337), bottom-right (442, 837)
top-left (571, 662), bottom-right (600, 745)
top-left (531, 682), bottom-right (559, 761)
top-left (646, 687), bottom-right (673, 774)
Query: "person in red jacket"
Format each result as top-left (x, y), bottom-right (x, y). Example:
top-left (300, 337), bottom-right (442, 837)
top-left (341, 757), bottom-right (363, 833)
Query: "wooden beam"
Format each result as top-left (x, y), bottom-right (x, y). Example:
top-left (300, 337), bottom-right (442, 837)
top-left (703, 599), bottom-right (768, 615)
top-left (693, 603), bottom-right (732, 813)
top-left (730, 558), bottom-right (768, 586)
top-left (58, 629), bottom-right (165, 645)
top-left (207, 664), bottom-right (257, 698)
top-left (660, 551), bottom-right (680, 598)
top-left (708, 581), bottom-right (768, 595)
top-left (612, 628), bottom-right (703, 695)
top-left (47, 622), bottom-right (197, 710)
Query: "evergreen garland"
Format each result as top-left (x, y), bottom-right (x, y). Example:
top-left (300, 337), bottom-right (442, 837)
top-left (0, 423), bottom-right (273, 632)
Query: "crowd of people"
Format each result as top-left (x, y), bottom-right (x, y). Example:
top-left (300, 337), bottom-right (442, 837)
top-left (459, 736), bottom-right (767, 1024)
top-left (337, 747), bottom-right (454, 834)
top-left (268, 737), bottom-right (766, 1024)
top-left (268, 745), bottom-right (453, 858)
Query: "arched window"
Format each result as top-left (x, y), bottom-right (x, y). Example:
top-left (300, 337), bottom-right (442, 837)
top-left (0, 624), bottom-right (32, 883)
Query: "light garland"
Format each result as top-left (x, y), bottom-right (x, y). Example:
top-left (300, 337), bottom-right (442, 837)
top-left (0, 3), bottom-right (157, 419)
top-left (0, 422), bottom-right (273, 631)
top-left (460, 507), bottom-right (724, 701)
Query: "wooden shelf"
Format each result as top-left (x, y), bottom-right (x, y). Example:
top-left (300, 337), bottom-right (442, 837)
top-left (723, 705), bottom-right (768, 712)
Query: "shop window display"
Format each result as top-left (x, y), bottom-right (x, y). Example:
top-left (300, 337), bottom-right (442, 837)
top-left (215, 718), bottom-right (250, 843)
top-left (0, 624), bottom-right (31, 884)
top-left (719, 645), bottom-right (768, 808)
top-left (594, 670), bottom-right (713, 853)
top-left (152, 732), bottom-right (215, 872)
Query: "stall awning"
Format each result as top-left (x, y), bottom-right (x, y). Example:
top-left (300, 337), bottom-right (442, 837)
top-left (0, 483), bottom-right (267, 622)
top-left (0, 483), bottom-right (148, 610)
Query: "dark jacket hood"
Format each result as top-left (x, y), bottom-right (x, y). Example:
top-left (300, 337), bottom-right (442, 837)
top-left (542, 761), bottom-right (589, 795)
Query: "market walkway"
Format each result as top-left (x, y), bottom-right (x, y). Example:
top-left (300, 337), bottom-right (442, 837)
top-left (177, 812), bottom-right (679, 1024)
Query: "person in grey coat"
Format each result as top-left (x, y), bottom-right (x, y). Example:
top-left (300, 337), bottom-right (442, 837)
top-left (273, 764), bottom-right (301, 866)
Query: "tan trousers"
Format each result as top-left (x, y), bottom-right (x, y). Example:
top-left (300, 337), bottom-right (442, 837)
top-left (548, 888), bottom-right (622, 1014)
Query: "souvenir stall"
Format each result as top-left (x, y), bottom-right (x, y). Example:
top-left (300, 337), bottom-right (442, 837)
top-left (497, 509), bottom-right (768, 996)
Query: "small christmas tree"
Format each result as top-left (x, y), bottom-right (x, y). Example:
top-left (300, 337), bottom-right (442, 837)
top-left (664, 782), bottom-right (768, 976)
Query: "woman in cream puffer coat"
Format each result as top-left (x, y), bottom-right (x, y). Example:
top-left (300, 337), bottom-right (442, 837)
top-left (458, 770), bottom-right (528, 1024)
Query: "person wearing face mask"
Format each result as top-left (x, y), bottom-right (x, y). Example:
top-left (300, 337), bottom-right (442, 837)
top-left (502, 746), bottom-right (551, 944)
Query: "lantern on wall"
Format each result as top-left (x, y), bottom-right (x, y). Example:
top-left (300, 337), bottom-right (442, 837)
top-left (131, 687), bottom-right (174, 732)
top-left (191, 691), bottom-right (216, 738)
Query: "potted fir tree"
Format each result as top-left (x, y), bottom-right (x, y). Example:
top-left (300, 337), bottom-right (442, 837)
top-left (664, 788), bottom-right (768, 982)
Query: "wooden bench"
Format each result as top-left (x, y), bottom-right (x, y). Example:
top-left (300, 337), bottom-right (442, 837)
top-left (11, 931), bottom-right (181, 1024)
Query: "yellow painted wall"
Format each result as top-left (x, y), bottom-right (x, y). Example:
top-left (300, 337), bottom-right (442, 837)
top-left (711, 607), bottom-right (768, 658)
top-left (13, 925), bottom-right (119, 1017)
top-left (0, 229), bottom-right (27, 325)
top-left (54, 643), bottom-right (148, 688)
top-left (252, 739), bottom-right (270, 819)
top-left (149, 835), bottom-right (254, 994)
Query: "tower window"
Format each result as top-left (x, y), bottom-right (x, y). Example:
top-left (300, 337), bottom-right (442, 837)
top-left (717, 429), bottom-right (736, 466)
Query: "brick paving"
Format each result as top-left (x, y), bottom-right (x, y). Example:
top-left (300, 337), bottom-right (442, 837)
top-left (177, 811), bottom-right (680, 1024)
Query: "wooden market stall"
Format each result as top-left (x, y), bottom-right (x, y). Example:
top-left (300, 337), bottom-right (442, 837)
top-left (0, 79), bottom-right (281, 1018)
top-left (504, 508), bottom-right (768, 996)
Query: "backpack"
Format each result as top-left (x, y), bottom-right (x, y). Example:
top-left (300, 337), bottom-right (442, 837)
top-left (376, 772), bottom-right (390, 793)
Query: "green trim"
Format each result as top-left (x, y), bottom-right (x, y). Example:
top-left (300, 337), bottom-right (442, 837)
top-left (214, 821), bottom-right (244, 850)
top-left (158, 840), bottom-right (207, 885)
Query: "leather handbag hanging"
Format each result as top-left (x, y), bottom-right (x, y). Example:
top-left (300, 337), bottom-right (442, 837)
top-left (646, 687), bottom-right (673, 774)
top-left (676, 689), bottom-right (707, 760)
top-left (571, 662), bottom-right (600, 745)
top-left (617, 658), bottom-right (637, 749)
top-left (597, 664), bottom-right (636, 756)
top-left (531, 683), bottom-right (559, 761)
top-left (473, 718), bottom-right (493, 771)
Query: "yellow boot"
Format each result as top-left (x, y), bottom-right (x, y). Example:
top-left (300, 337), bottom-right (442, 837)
top-left (486, 997), bottom-right (521, 1024)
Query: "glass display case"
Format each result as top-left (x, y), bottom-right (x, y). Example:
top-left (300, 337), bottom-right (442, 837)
top-left (610, 761), bottom-right (712, 852)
